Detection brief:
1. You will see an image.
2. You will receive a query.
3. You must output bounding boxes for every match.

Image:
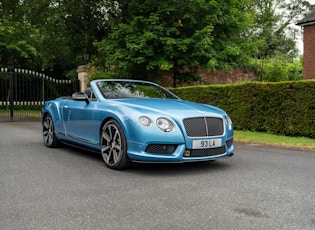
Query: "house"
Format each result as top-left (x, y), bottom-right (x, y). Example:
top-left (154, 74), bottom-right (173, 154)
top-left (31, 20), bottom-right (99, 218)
top-left (297, 10), bottom-right (315, 79)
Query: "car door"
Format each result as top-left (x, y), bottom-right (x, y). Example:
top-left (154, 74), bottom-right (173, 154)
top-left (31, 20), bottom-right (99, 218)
top-left (62, 99), bottom-right (99, 144)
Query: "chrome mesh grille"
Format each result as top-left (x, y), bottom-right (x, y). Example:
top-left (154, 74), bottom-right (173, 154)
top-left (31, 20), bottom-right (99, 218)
top-left (186, 146), bottom-right (226, 157)
top-left (183, 117), bottom-right (224, 137)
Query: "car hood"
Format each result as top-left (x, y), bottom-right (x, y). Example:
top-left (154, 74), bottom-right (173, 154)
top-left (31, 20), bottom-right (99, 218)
top-left (112, 98), bottom-right (225, 118)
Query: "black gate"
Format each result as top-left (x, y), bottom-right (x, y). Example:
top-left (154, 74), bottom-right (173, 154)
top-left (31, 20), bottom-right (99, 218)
top-left (0, 67), bottom-right (78, 121)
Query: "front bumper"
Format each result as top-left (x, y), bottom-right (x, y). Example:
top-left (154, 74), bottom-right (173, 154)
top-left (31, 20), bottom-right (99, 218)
top-left (127, 139), bottom-right (234, 163)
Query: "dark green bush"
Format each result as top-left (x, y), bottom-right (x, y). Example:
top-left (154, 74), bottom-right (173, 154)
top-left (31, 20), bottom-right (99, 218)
top-left (171, 80), bottom-right (315, 138)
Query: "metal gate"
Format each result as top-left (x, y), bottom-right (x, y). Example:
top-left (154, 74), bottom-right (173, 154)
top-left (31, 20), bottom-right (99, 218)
top-left (0, 67), bottom-right (78, 121)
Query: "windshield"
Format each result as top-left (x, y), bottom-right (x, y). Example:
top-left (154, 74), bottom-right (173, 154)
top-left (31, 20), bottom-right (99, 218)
top-left (96, 81), bottom-right (179, 99)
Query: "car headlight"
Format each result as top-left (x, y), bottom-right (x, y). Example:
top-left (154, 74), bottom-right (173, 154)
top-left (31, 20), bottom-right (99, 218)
top-left (156, 117), bottom-right (174, 132)
top-left (224, 115), bottom-right (233, 130)
top-left (139, 116), bottom-right (152, 127)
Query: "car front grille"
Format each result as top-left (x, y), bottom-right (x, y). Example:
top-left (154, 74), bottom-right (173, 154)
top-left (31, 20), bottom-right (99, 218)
top-left (186, 146), bottom-right (226, 157)
top-left (145, 144), bottom-right (177, 154)
top-left (183, 117), bottom-right (224, 137)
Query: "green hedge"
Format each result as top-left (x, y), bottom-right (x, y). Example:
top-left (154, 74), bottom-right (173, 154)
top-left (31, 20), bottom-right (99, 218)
top-left (171, 80), bottom-right (315, 138)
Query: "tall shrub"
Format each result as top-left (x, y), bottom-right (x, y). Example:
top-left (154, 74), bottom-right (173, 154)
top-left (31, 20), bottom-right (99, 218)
top-left (252, 57), bottom-right (303, 82)
top-left (171, 80), bottom-right (315, 138)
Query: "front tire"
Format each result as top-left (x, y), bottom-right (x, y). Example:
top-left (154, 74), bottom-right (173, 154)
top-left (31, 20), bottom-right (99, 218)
top-left (43, 114), bottom-right (60, 147)
top-left (100, 119), bottom-right (130, 169)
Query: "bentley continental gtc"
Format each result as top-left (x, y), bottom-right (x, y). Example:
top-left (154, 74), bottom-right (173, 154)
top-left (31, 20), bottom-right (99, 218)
top-left (42, 79), bottom-right (234, 169)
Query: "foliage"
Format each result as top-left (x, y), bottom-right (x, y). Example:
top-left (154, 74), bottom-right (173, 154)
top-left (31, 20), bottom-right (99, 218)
top-left (286, 57), bottom-right (304, 80)
top-left (251, 56), bottom-right (303, 81)
top-left (171, 80), bottom-right (315, 138)
top-left (0, 1), bottom-right (39, 68)
top-left (248, 0), bottom-right (312, 59)
top-left (95, 0), bottom-right (257, 87)
top-left (0, 0), bottom-right (313, 83)
top-left (88, 67), bottom-right (132, 82)
top-left (0, 0), bottom-right (113, 77)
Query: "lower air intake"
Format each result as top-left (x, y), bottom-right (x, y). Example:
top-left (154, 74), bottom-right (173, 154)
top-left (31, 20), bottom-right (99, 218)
top-left (145, 144), bottom-right (177, 154)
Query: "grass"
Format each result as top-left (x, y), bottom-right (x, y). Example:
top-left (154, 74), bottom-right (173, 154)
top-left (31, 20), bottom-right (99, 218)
top-left (0, 109), bottom-right (41, 117)
top-left (234, 130), bottom-right (315, 150)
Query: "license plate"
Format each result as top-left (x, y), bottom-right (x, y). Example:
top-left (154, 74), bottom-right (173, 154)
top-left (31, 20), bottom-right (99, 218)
top-left (192, 138), bottom-right (222, 149)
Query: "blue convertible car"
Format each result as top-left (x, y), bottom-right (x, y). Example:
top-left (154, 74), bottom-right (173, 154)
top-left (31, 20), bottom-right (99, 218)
top-left (42, 79), bottom-right (234, 169)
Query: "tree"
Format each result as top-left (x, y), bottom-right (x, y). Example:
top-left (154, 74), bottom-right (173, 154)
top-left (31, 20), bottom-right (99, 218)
top-left (1, 0), bottom-right (312, 83)
top-left (248, 0), bottom-right (313, 59)
top-left (95, 0), bottom-right (257, 87)
top-left (0, 0), bottom-right (39, 68)
top-left (24, 0), bottom-right (114, 77)
top-left (0, 0), bottom-right (113, 78)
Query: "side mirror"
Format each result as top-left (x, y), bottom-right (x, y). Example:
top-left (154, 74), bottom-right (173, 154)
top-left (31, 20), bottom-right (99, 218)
top-left (72, 92), bottom-right (90, 104)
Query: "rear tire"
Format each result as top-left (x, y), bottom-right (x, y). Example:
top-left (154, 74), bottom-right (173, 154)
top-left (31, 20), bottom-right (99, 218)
top-left (43, 114), bottom-right (60, 147)
top-left (100, 119), bottom-right (130, 169)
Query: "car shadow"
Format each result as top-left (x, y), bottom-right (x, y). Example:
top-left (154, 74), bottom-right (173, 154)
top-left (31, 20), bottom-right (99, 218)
top-left (61, 144), bottom-right (233, 175)
top-left (126, 160), bottom-right (233, 176)
top-left (60, 144), bottom-right (103, 161)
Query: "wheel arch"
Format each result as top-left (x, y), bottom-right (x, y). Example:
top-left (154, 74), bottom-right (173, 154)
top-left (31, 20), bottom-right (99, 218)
top-left (98, 109), bottom-right (136, 141)
top-left (42, 101), bottom-right (64, 133)
top-left (99, 117), bottom-right (114, 137)
top-left (42, 111), bottom-right (50, 123)
top-left (99, 115), bottom-right (129, 139)
top-left (42, 111), bottom-right (61, 147)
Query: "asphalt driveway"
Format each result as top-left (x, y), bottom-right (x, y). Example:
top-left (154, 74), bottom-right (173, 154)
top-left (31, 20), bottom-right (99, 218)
top-left (0, 122), bottom-right (314, 229)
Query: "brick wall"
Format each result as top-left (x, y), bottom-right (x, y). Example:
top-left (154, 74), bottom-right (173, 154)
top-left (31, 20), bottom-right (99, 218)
top-left (159, 68), bottom-right (258, 87)
top-left (303, 25), bottom-right (315, 79)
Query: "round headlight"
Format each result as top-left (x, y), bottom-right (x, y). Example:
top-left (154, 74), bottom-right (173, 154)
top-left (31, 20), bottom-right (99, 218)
top-left (156, 117), bottom-right (174, 132)
top-left (139, 116), bottom-right (152, 127)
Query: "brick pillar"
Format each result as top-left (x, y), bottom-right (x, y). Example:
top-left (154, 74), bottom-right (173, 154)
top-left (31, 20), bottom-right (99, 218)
top-left (77, 65), bottom-right (89, 92)
top-left (303, 25), bottom-right (315, 79)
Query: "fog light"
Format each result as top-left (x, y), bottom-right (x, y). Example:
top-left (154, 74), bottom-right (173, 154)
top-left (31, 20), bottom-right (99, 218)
top-left (184, 149), bottom-right (191, 157)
